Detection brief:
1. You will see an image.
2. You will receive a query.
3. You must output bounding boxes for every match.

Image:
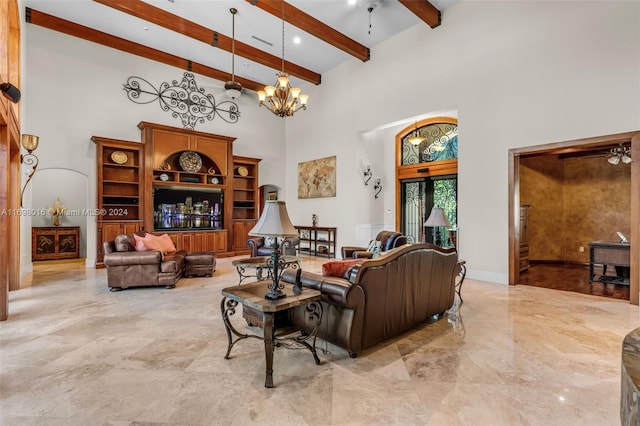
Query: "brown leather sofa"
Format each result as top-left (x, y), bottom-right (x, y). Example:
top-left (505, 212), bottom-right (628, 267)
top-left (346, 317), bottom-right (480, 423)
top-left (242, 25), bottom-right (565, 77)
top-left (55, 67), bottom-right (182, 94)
top-left (281, 243), bottom-right (459, 358)
top-left (247, 236), bottom-right (300, 257)
top-left (103, 234), bottom-right (187, 291)
top-left (341, 230), bottom-right (407, 259)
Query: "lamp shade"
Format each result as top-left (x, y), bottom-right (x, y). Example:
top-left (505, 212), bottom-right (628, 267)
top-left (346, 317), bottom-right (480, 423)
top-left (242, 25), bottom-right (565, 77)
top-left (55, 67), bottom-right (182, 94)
top-left (424, 207), bottom-right (451, 228)
top-left (249, 201), bottom-right (298, 237)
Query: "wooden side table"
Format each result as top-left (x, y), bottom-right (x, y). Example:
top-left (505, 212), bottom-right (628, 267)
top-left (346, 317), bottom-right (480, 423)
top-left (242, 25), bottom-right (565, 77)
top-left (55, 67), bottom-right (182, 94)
top-left (221, 281), bottom-right (322, 388)
top-left (32, 226), bottom-right (80, 261)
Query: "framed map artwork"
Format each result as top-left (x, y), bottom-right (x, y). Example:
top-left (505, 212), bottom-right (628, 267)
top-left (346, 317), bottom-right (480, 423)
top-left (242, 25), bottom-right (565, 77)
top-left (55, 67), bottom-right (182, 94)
top-left (298, 155), bottom-right (336, 199)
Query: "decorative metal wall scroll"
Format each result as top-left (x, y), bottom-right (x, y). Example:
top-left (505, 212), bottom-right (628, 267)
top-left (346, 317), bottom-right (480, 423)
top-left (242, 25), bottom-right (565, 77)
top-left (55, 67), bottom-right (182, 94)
top-left (123, 72), bottom-right (240, 129)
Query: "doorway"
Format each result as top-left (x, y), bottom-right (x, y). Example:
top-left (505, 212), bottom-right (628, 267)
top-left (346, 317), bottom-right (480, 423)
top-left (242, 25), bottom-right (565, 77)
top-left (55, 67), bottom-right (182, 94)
top-left (509, 131), bottom-right (640, 304)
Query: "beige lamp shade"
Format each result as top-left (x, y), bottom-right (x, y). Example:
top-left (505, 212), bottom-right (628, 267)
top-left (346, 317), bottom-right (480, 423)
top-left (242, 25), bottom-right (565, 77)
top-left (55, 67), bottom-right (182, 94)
top-left (424, 207), bottom-right (451, 228)
top-left (249, 201), bottom-right (298, 237)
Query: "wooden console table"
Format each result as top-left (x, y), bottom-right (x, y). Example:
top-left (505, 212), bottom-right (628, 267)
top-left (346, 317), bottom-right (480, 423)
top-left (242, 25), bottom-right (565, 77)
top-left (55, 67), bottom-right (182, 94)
top-left (32, 226), bottom-right (80, 261)
top-left (295, 226), bottom-right (336, 258)
top-left (588, 240), bottom-right (630, 286)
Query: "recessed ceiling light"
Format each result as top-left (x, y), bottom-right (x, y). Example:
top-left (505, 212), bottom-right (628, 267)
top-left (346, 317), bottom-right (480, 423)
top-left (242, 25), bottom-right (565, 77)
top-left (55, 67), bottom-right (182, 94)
top-left (143, 27), bottom-right (149, 31)
top-left (348, 0), bottom-right (357, 5)
top-left (293, 36), bottom-right (301, 44)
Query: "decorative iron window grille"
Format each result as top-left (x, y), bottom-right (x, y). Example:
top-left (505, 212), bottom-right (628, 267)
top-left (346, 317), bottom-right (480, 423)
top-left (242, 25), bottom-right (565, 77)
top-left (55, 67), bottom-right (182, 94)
top-left (401, 122), bottom-right (458, 165)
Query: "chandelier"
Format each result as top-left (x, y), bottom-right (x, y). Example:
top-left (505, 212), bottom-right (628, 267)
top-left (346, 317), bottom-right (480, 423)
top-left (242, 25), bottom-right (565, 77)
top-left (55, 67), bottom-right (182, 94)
top-left (257, 1), bottom-right (308, 117)
top-left (607, 144), bottom-right (632, 165)
top-left (224, 8), bottom-right (242, 100)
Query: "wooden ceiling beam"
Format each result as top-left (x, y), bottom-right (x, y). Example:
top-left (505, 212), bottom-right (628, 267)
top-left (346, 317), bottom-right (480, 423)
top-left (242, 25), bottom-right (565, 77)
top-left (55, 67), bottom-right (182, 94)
top-left (93, 0), bottom-right (321, 85)
top-left (247, 0), bottom-right (370, 62)
top-left (25, 8), bottom-right (266, 93)
top-left (398, 0), bottom-right (441, 29)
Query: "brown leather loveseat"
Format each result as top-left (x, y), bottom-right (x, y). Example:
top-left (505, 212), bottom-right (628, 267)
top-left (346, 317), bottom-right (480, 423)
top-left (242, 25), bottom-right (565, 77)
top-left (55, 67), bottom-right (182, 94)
top-left (341, 230), bottom-right (407, 259)
top-left (103, 234), bottom-right (187, 291)
top-left (281, 243), bottom-right (459, 358)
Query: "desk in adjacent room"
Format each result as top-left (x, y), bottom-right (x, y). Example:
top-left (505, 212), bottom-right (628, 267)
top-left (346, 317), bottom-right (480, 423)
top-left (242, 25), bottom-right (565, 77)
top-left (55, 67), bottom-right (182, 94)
top-left (588, 240), bottom-right (630, 286)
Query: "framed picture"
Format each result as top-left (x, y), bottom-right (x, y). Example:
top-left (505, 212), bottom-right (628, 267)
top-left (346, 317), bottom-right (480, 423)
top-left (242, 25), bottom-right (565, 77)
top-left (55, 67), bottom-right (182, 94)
top-left (267, 191), bottom-right (277, 200)
top-left (298, 155), bottom-right (336, 199)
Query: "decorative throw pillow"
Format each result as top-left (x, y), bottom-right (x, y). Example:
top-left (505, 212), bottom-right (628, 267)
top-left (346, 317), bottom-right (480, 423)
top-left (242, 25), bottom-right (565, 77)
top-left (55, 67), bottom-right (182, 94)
top-left (322, 259), bottom-right (362, 278)
top-left (142, 234), bottom-right (165, 253)
top-left (371, 241), bottom-right (382, 258)
top-left (155, 234), bottom-right (177, 254)
top-left (264, 236), bottom-right (277, 248)
top-left (365, 239), bottom-right (377, 252)
top-left (132, 233), bottom-right (149, 251)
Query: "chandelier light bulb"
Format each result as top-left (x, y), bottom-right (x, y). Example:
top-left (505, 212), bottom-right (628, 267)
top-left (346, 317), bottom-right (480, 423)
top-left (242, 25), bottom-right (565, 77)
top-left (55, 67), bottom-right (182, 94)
top-left (622, 154), bottom-right (632, 164)
top-left (608, 155), bottom-right (620, 165)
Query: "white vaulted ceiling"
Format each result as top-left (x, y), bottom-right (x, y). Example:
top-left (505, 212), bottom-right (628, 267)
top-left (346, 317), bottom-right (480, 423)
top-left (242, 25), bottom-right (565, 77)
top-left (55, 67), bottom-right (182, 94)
top-left (19, 0), bottom-right (460, 93)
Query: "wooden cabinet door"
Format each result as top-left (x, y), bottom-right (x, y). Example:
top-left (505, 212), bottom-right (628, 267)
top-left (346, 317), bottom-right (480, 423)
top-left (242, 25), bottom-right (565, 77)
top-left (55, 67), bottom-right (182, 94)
top-left (233, 221), bottom-right (255, 251)
top-left (182, 233), bottom-right (205, 252)
top-left (214, 230), bottom-right (228, 252)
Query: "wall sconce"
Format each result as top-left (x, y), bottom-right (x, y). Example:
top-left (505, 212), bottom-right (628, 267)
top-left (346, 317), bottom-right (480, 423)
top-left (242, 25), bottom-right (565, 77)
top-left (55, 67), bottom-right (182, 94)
top-left (373, 177), bottom-right (382, 198)
top-left (20, 134), bottom-right (39, 207)
top-left (363, 164), bottom-right (372, 185)
top-left (1, 82), bottom-right (21, 103)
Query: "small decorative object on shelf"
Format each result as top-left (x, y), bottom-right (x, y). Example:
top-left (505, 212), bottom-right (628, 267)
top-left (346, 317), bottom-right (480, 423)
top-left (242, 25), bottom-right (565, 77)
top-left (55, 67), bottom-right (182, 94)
top-left (312, 214), bottom-right (317, 227)
top-left (160, 162), bottom-right (172, 171)
top-left (211, 177), bottom-right (220, 184)
top-left (237, 166), bottom-right (248, 176)
top-left (159, 173), bottom-right (169, 181)
top-left (47, 198), bottom-right (66, 227)
top-left (208, 167), bottom-right (216, 175)
top-left (110, 151), bottom-right (128, 164)
top-left (179, 151), bottom-right (202, 173)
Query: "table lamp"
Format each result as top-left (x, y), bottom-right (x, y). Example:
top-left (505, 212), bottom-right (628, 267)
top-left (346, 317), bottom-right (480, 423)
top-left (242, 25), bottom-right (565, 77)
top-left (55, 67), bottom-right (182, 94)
top-left (248, 200), bottom-right (298, 299)
top-left (424, 207), bottom-right (451, 247)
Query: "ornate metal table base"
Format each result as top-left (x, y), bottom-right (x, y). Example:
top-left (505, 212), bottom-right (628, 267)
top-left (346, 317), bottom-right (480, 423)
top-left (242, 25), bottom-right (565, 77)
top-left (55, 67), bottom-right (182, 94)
top-left (456, 260), bottom-right (466, 304)
top-left (221, 294), bottom-right (322, 388)
top-left (232, 256), bottom-right (301, 285)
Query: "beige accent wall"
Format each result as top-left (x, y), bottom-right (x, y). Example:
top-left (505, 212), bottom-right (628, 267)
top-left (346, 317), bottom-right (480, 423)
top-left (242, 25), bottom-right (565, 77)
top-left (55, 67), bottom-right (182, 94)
top-left (521, 155), bottom-right (631, 263)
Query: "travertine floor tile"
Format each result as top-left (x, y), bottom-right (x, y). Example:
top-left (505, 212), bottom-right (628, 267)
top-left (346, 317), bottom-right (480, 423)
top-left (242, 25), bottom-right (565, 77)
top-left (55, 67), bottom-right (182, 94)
top-left (1, 256), bottom-right (638, 425)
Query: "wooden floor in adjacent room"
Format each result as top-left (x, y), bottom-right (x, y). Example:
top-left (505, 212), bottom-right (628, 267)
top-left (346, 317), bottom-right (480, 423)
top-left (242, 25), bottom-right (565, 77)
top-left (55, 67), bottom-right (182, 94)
top-left (519, 263), bottom-right (630, 301)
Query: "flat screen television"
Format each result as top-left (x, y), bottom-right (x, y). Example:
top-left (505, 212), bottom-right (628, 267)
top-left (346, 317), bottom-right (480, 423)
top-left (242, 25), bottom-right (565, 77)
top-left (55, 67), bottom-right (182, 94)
top-left (153, 187), bottom-right (223, 230)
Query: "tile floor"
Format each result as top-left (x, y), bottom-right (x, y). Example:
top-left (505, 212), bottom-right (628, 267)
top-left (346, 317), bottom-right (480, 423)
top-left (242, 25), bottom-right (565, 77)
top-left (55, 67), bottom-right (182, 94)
top-left (1, 256), bottom-right (639, 425)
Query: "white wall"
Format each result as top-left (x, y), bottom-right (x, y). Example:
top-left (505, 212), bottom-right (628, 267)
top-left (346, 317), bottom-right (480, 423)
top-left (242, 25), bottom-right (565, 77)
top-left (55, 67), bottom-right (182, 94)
top-left (20, 25), bottom-right (285, 276)
top-left (285, 1), bottom-right (640, 282)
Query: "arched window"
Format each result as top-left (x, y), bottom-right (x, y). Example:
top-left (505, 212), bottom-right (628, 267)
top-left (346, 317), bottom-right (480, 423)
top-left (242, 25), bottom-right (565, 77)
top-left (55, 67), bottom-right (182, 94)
top-left (401, 121), bottom-right (458, 165)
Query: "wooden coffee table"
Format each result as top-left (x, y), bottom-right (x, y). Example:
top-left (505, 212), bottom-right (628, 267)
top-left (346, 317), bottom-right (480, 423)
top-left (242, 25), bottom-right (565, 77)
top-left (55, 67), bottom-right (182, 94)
top-left (221, 281), bottom-right (322, 388)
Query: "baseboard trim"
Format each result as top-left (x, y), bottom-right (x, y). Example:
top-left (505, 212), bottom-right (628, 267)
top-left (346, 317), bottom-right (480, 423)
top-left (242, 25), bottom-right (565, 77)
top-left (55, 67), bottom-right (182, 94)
top-left (467, 269), bottom-right (508, 285)
top-left (530, 260), bottom-right (590, 267)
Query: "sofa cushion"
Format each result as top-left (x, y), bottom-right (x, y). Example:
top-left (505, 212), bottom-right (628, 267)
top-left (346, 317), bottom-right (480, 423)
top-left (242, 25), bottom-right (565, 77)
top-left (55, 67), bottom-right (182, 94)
top-left (114, 234), bottom-right (134, 252)
top-left (160, 253), bottom-right (185, 273)
top-left (322, 259), bottom-right (362, 278)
